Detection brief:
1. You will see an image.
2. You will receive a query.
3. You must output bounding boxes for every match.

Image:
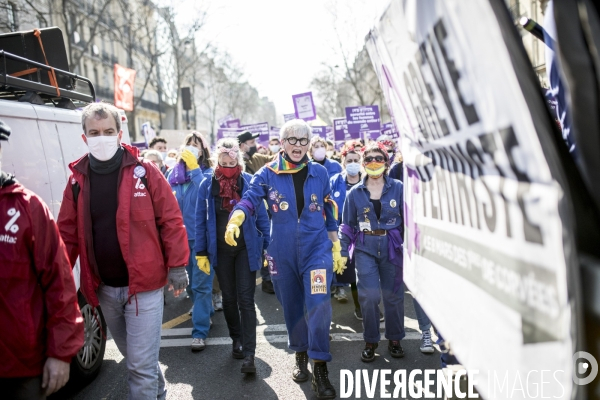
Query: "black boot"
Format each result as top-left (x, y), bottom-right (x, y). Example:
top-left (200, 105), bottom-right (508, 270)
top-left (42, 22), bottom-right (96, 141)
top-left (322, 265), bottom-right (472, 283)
top-left (292, 351), bottom-right (309, 382)
top-left (232, 339), bottom-right (244, 359)
top-left (241, 355), bottom-right (256, 374)
top-left (388, 340), bottom-right (405, 358)
top-left (311, 362), bottom-right (336, 399)
top-left (361, 342), bottom-right (378, 363)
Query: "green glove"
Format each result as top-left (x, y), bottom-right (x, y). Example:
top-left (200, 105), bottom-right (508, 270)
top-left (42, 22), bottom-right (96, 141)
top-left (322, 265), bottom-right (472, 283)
top-left (332, 241), bottom-right (347, 275)
top-left (196, 255), bottom-right (210, 275)
top-left (225, 210), bottom-right (246, 246)
top-left (181, 149), bottom-right (199, 170)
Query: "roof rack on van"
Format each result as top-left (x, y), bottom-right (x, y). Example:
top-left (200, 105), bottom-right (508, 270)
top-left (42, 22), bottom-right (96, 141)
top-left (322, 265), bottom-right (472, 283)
top-left (0, 50), bottom-right (96, 107)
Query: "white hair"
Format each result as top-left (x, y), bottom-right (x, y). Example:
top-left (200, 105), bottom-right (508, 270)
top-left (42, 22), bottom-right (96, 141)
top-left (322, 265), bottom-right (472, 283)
top-left (280, 119), bottom-right (311, 142)
top-left (212, 137), bottom-right (245, 171)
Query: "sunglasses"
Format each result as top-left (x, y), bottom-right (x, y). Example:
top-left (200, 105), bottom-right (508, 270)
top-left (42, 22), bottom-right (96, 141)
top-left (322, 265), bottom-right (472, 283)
top-left (285, 137), bottom-right (309, 146)
top-left (364, 156), bottom-right (386, 163)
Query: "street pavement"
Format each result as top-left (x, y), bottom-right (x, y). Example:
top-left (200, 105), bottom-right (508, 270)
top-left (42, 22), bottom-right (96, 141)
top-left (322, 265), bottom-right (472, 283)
top-left (55, 279), bottom-right (442, 400)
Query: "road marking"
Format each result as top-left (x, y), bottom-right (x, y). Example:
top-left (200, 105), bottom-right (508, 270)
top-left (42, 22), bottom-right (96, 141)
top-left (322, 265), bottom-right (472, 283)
top-left (159, 331), bottom-right (422, 348)
top-left (161, 313), bottom-right (191, 330)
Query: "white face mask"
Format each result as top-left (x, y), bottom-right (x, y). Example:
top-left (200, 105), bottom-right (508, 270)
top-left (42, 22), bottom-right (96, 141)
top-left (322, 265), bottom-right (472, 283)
top-left (160, 151), bottom-right (167, 160)
top-left (269, 145), bottom-right (280, 153)
top-left (326, 150), bottom-right (334, 159)
top-left (164, 157), bottom-right (177, 169)
top-left (313, 147), bottom-right (327, 161)
top-left (87, 135), bottom-right (120, 161)
top-left (346, 162), bottom-right (361, 176)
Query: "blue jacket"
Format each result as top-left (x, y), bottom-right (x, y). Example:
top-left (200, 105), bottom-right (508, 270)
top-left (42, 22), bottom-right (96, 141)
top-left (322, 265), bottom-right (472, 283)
top-left (169, 166), bottom-right (212, 240)
top-left (321, 158), bottom-right (342, 179)
top-left (233, 161), bottom-right (338, 270)
top-left (194, 172), bottom-right (270, 271)
top-left (339, 175), bottom-right (403, 258)
top-left (329, 171), bottom-right (362, 222)
top-left (388, 162), bottom-right (403, 182)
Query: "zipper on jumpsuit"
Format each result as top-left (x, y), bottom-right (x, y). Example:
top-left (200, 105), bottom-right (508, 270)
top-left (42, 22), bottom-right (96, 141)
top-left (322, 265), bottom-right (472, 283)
top-left (365, 182), bottom-right (390, 258)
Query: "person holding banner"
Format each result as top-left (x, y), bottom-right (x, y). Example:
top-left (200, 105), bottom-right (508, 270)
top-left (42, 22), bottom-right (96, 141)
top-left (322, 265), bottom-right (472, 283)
top-left (309, 136), bottom-right (342, 178)
top-left (168, 132), bottom-right (214, 320)
top-left (225, 119), bottom-right (342, 399)
top-left (194, 138), bottom-right (270, 372)
top-left (339, 142), bottom-right (405, 363)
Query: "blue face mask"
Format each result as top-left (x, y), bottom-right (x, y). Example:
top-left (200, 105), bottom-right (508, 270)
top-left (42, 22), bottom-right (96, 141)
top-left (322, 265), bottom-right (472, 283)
top-left (346, 162), bottom-right (361, 176)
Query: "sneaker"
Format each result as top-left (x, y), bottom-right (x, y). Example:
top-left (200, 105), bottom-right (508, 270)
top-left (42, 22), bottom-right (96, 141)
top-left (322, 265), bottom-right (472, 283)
top-left (312, 362), bottom-right (336, 399)
top-left (262, 280), bottom-right (275, 294)
top-left (292, 351), bottom-right (309, 382)
top-left (420, 330), bottom-right (435, 354)
top-left (232, 339), bottom-right (244, 359)
top-left (354, 307), bottom-right (363, 320)
top-left (330, 286), bottom-right (338, 297)
top-left (380, 309), bottom-right (384, 322)
top-left (188, 306), bottom-right (193, 316)
top-left (191, 338), bottom-right (206, 352)
top-left (334, 287), bottom-right (348, 303)
top-left (213, 292), bottom-right (223, 311)
top-left (361, 342), bottom-right (378, 363)
top-left (241, 355), bottom-right (256, 374)
top-left (388, 340), bottom-right (404, 358)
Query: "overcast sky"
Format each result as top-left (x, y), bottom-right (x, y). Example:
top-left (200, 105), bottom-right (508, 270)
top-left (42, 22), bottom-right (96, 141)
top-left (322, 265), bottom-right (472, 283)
top-left (161, 0), bottom-right (389, 122)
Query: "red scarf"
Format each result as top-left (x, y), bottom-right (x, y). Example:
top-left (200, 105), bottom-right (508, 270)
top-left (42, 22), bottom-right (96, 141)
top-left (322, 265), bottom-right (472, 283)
top-left (215, 165), bottom-right (242, 212)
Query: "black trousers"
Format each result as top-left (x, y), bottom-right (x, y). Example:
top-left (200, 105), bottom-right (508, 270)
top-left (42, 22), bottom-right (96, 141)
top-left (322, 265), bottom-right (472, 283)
top-left (0, 376), bottom-right (46, 400)
top-left (215, 246), bottom-right (257, 356)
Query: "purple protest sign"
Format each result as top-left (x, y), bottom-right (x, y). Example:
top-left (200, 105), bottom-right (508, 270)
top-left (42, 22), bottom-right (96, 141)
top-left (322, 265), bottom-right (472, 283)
top-left (325, 126), bottom-right (334, 141)
top-left (345, 105), bottom-right (381, 140)
top-left (226, 119), bottom-right (241, 128)
top-left (241, 122), bottom-right (270, 147)
top-left (283, 113), bottom-right (296, 122)
top-left (217, 127), bottom-right (244, 141)
top-left (381, 121), bottom-right (400, 139)
top-left (270, 126), bottom-right (280, 139)
top-left (292, 92), bottom-right (317, 121)
top-left (333, 117), bottom-right (360, 149)
top-left (311, 126), bottom-right (327, 139)
top-left (218, 114), bottom-right (234, 128)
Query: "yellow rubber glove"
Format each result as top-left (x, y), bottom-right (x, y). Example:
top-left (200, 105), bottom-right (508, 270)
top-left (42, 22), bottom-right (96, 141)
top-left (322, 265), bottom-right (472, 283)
top-left (196, 256), bottom-right (210, 275)
top-left (225, 210), bottom-right (246, 246)
top-left (180, 149), bottom-right (199, 170)
top-left (332, 241), bottom-right (348, 275)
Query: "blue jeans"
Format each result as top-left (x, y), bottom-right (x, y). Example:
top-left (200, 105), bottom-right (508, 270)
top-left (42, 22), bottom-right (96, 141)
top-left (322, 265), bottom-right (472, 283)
top-left (355, 237), bottom-right (405, 343)
top-left (215, 247), bottom-right (257, 356)
top-left (185, 241), bottom-right (195, 300)
top-left (192, 259), bottom-right (215, 339)
top-left (97, 285), bottom-right (166, 400)
top-left (413, 298), bottom-right (432, 331)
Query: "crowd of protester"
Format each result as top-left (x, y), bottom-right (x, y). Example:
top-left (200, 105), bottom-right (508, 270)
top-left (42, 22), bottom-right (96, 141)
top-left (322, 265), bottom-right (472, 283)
top-left (0, 103), bottom-right (436, 400)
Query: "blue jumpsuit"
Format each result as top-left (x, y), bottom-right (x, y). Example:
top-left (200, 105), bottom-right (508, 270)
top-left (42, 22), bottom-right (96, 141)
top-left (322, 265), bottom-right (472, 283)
top-left (340, 175), bottom-right (405, 343)
top-left (233, 160), bottom-right (338, 361)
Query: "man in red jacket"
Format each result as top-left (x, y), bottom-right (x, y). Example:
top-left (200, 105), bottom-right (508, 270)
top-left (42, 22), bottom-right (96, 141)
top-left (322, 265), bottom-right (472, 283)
top-left (57, 103), bottom-right (189, 400)
top-left (0, 119), bottom-right (84, 399)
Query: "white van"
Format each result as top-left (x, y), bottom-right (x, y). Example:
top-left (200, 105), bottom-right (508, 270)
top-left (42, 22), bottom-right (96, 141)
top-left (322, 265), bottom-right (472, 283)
top-left (0, 51), bottom-right (131, 384)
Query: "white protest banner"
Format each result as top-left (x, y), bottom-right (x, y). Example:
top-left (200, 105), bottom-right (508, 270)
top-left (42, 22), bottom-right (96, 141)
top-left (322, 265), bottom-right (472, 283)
top-left (366, 1), bottom-right (577, 398)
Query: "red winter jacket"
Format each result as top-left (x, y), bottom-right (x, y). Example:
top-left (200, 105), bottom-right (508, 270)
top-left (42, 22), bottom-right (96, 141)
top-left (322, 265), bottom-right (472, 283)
top-left (57, 144), bottom-right (189, 307)
top-left (0, 177), bottom-right (84, 378)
